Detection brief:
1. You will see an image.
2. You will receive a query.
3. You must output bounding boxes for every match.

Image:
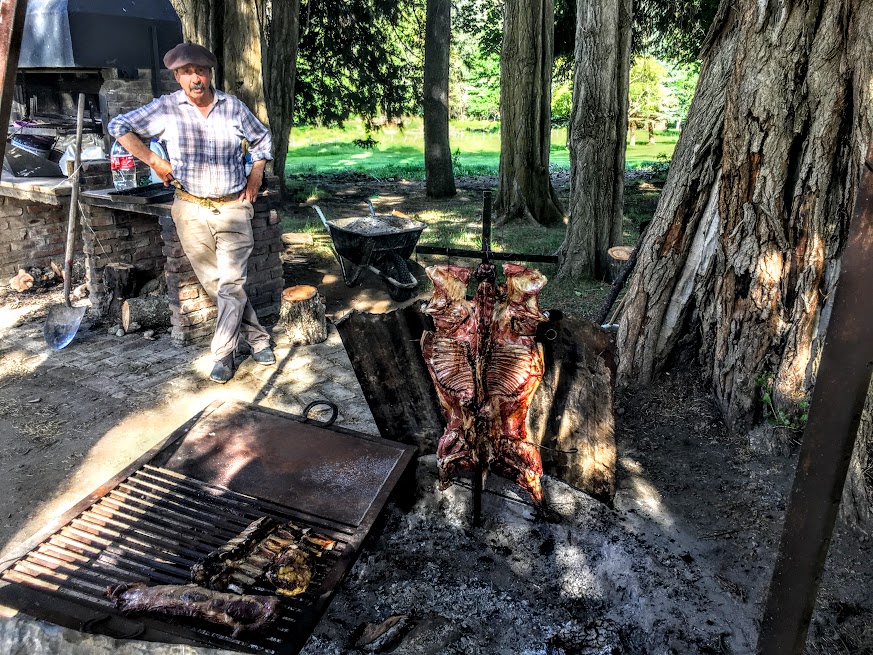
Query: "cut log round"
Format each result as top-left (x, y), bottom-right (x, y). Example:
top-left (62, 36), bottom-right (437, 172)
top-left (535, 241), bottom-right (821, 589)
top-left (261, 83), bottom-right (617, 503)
top-left (122, 296), bottom-right (171, 332)
top-left (9, 269), bottom-right (34, 292)
top-left (606, 246), bottom-right (634, 282)
top-left (280, 285), bottom-right (327, 345)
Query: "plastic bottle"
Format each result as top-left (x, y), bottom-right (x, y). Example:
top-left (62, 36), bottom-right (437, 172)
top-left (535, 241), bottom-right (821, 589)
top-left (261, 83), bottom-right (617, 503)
top-left (110, 140), bottom-right (137, 191)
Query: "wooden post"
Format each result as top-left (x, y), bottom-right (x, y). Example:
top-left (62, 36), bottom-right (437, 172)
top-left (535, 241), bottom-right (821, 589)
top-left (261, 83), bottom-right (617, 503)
top-left (280, 285), bottom-right (327, 345)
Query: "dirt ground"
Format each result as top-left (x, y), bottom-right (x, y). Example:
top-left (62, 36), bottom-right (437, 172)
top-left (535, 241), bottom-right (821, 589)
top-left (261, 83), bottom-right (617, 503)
top-left (1, 174), bottom-right (872, 654)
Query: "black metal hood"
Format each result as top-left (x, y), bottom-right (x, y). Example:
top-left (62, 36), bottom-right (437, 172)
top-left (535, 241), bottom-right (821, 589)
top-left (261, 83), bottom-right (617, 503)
top-left (19, 0), bottom-right (183, 70)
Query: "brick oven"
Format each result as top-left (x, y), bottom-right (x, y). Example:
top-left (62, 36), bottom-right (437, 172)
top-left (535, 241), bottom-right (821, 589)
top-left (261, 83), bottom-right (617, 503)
top-left (0, 0), bottom-right (284, 341)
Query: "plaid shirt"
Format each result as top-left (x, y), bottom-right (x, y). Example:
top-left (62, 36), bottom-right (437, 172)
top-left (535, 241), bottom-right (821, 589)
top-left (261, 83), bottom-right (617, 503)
top-left (108, 89), bottom-right (272, 199)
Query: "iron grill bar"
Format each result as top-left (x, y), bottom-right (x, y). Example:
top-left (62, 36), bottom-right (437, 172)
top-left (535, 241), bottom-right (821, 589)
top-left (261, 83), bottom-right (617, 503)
top-left (88, 499), bottom-right (237, 549)
top-left (105, 486), bottom-right (252, 533)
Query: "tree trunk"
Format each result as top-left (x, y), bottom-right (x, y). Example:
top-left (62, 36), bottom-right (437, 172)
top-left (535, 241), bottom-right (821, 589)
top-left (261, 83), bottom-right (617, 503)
top-left (556, 0), bottom-right (631, 280)
top-left (617, 0), bottom-right (873, 445)
top-left (171, 0), bottom-right (300, 193)
top-left (629, 121), bottom-right (636, 146)
top-left (495, 0), bottom-right (565, 227)
top-left (423, 0), bottom-right (456, 199)
top-left (647, 120), bottom-right (655, 144)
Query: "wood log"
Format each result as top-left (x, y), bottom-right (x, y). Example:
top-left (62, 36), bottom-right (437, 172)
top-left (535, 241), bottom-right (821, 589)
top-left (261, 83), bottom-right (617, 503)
top-left (103, 263), bottom-right (136, 323)
top-left (528, 313), bottom-right (617, 505)
top-left (280, 285), bottom-right (327, 345)
top-left (122, 296), bottom-right (171, 332)
top-left (280, 232), bottom-right (314, 246)
top-left (606, 246), bottom-right (634, 283)
top-left (9, 269), bottom-right (34, 292)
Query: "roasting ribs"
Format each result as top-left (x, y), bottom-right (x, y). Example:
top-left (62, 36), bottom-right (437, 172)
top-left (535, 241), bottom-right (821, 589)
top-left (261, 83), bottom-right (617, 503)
top-left (421, 263), bottom-right (548, 507)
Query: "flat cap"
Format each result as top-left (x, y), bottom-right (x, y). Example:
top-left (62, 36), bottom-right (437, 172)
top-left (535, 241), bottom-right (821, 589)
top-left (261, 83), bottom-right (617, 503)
top-left (163, 43), bottom-right (217, 70)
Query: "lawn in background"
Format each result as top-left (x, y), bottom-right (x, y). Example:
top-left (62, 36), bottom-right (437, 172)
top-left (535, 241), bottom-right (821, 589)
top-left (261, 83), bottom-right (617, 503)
top-left (286, 117), bottom-right (678, 177)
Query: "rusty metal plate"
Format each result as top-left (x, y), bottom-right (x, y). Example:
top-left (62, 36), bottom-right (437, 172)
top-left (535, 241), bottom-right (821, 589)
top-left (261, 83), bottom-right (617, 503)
top-left (160, 401), bottom-right (407, 527)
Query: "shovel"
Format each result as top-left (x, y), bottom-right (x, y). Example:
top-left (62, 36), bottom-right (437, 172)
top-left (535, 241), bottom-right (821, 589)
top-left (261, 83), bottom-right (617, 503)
top-left (44, 93), bottom-right (87, 350)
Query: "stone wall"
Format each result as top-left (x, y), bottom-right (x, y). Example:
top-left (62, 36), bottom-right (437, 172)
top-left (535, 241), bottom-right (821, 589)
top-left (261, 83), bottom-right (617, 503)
top-left (161, 180), bottom-right (284, 344)
top-left (0, 197), bottom-right (69, 280)
top-left (100, 68), bottom-right (179, 121)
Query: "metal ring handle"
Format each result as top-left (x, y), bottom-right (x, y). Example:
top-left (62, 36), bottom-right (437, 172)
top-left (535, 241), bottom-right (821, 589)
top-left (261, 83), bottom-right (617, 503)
top-left (303, 400), bottom-right (338, 427)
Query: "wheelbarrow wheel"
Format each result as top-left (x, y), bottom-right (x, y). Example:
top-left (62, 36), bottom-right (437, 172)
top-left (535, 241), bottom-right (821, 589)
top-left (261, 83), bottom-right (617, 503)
top-left (382, 255), bottom-right (416, 302)
top-left (387, 285), bottom-right (415, 302)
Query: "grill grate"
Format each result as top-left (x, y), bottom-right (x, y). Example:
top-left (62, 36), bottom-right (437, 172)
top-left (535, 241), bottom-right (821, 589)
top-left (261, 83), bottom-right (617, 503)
top-left (0, 400), bottom-right (414, 653)
top-left (0, 464), bottom-right (355, 653)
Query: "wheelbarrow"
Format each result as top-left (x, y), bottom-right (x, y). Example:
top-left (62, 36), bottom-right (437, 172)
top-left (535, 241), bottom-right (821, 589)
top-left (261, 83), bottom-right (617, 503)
top-left (314, 204), bottom-right (427, 301)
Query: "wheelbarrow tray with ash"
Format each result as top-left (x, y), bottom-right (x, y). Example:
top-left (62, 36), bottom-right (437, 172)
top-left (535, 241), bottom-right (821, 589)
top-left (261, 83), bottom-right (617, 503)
top-left (314, 206), bottom-right (426, 301)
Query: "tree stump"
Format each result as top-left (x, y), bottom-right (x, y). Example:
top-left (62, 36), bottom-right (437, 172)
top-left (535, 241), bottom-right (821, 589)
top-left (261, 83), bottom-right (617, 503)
top-left (607, 246), bottom-right (634, 283)
top-left (122, 296), bottom-right (171, 332)
top-left (103, 263), bottom-right (136, 323)
top-left (280, 285), bottom-right (327, 345)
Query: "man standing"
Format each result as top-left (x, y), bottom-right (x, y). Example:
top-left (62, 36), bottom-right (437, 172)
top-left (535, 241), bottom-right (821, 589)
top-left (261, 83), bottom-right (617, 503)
top-left (109, 43), bottom-right (276, 383)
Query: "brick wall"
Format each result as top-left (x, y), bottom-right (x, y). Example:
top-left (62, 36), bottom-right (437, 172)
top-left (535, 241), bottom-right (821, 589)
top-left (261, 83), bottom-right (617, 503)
top-left (101, 68), bottom-right (179, 121)
top-left (161, 181), bottom-right (284, 344)
top-left (0, 197), bottom-right (69, 280)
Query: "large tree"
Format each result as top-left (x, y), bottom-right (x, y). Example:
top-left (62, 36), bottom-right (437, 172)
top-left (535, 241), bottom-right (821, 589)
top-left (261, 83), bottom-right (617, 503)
top-left (170, 0), bottom-right (300, 192)
top-left (495, 0), bottom-right (565, 227)
top-left (423, 0), bottom-right (456, 198)
top-left (555, 0), bottom-right (632, 281)
top-left (616, 0), bottom-right (873, 449)
top-left (294, 0), bottom-right (422, 126)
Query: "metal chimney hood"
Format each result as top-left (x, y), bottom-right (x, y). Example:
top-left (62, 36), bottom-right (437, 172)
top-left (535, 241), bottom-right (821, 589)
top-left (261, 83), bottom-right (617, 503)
top-left (18, 0), bottom-right (183, 71)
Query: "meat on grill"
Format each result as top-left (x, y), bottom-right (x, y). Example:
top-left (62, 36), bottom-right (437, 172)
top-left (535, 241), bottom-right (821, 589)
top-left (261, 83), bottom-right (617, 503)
top-left (104, 582), bottom-right (280, 637)
top-left (422, 263), bottom-right (548, 507)
top-left (192, 516), bottom-right (334, 596)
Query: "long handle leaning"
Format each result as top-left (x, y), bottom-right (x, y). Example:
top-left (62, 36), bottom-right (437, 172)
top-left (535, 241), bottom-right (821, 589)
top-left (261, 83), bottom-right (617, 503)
top-left (63, 93), bottom-right (86, 307)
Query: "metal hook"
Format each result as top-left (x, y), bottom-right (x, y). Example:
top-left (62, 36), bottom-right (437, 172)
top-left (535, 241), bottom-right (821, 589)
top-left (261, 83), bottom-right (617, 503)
top-left (303, 400), bottom-right (338, 426)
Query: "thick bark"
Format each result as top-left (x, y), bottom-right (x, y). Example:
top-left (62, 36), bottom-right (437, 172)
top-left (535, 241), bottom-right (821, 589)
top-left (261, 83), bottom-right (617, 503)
top-left (556, 0), bottom-right (631, 280)
top-left (495, 0), bottom-right (565, 227)
top-left (423, 0), bottom-right (456, 199)
top-left (617, 0), bottom-right (873, 444)
top-left (171, 0), bottom-right (300, 192)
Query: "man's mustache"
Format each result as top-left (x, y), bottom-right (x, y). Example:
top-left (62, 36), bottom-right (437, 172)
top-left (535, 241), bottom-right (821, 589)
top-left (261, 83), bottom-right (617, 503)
top-left (190, 82), bottom-right (206, 91)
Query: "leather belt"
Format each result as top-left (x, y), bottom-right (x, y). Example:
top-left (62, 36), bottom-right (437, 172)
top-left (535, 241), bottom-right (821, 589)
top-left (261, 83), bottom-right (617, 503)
top-left (174, 188), bottom-right (240, 211)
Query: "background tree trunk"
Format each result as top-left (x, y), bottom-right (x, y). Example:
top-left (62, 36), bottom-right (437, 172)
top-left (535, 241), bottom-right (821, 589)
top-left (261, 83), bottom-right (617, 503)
top-left (171, 0), bottom-right (300, 192)
top-left (495, 0), bottom-right (565, 227)
top-left (423, 0), bottom-right (456, 198)
top-left (556, 0), bottom-right (631, 281)
top-left (617, 0), bottom-right (873, 446)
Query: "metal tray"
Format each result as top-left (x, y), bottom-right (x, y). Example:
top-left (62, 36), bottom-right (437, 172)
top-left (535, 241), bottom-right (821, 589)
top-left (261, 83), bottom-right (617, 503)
top-left (108, 182), bottom-right (175, 204)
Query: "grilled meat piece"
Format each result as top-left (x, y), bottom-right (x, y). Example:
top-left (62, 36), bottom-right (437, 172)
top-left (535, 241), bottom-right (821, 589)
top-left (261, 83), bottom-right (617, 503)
top-left (191, 516), bottom-right (278, 590)
top-left (192, 517), bottom-right (334, 595)
top-left (266, 547), bottom-right (313, 597)
top-left (104, 582), bottom-right (279, 637)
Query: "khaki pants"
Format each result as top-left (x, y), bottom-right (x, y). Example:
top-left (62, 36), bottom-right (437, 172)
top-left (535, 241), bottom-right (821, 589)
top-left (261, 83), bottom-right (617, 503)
top-left (171, 197), bottom-right (271, 361)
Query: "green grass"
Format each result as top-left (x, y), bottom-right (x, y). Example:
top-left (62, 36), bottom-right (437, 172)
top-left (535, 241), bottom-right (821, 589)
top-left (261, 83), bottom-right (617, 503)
top-left (286, 117), bottom-right (677, 178)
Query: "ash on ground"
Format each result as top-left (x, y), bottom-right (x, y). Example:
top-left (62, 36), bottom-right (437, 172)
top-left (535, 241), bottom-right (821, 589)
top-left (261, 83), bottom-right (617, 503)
top-left (302, 367), bottom-right (873, 655)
